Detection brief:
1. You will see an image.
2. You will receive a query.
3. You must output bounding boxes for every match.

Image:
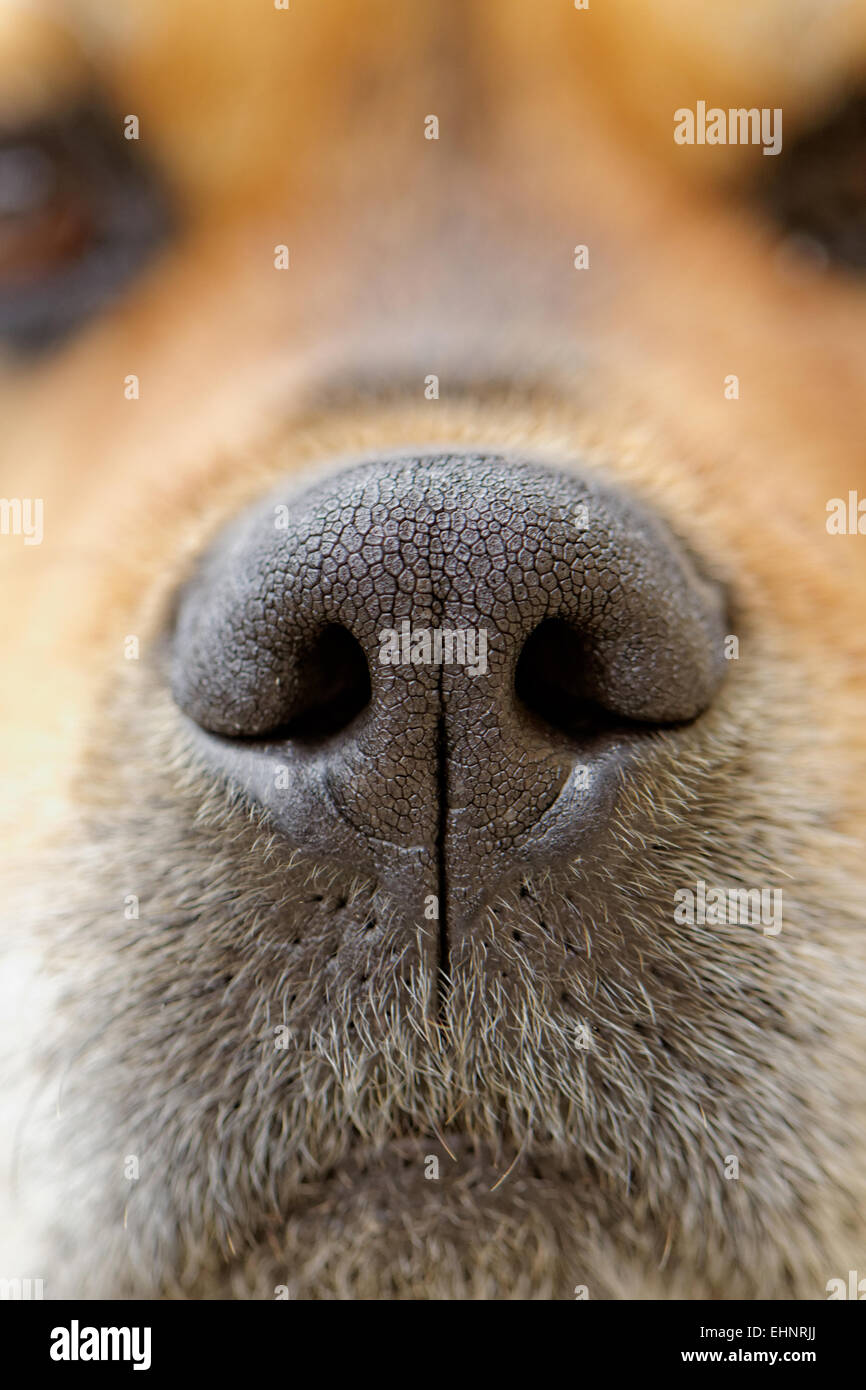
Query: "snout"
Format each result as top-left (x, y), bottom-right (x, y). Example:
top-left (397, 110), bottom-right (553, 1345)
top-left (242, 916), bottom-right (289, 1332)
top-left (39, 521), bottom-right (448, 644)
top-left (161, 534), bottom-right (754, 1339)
top-left (170, 453), bottom-right (728, 953)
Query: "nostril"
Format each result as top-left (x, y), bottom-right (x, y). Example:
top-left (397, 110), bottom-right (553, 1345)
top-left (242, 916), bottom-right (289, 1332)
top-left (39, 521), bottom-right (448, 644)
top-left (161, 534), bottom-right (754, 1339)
top-left (268, 624), bottom-right (371, 742)
top-left (515, 609), bottom-right (719, 740)
top-left (174, 617), bottom-right (371, 743)
top-left (515, 619), bottom-right (629, 738)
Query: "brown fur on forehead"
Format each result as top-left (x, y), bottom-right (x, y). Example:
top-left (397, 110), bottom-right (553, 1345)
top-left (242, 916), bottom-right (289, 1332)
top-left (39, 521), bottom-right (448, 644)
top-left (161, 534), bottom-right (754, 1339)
top-left (5, 0), bottom-right (866, 504)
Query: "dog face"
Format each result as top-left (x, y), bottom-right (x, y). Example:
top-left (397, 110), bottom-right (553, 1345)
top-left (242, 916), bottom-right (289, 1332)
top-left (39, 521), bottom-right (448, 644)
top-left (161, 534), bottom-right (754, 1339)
top-left (1, 0), bottom-right (865, 1299)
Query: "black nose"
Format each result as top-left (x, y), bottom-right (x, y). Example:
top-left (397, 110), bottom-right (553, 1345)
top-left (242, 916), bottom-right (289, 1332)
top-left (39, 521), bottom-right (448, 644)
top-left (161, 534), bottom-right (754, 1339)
top-left (171, 454), bottom-right (727, 945)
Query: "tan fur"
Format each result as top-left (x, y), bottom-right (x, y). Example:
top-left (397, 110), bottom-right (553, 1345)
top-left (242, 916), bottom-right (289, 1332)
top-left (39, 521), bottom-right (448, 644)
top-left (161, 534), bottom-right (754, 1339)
top-left (0, 0), bottom-right (864, 1299)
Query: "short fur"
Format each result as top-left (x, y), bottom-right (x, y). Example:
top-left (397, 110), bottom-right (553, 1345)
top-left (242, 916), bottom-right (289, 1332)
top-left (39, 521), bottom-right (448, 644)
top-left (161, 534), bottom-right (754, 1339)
top-left (1, 1), bottom-right (865, 1299)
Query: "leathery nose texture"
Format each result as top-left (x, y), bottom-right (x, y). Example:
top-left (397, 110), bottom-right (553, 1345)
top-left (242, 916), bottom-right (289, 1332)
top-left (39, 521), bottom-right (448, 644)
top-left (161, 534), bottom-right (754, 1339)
top-left (170, 453), bottom-right (728, 934)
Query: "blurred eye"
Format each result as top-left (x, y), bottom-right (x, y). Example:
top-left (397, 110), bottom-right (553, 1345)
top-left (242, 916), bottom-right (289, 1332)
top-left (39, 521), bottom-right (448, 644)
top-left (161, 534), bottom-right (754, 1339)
top-left (0, 104), bottom-right (172, 354)
top-left (757, 89), bottom-right (866, 275)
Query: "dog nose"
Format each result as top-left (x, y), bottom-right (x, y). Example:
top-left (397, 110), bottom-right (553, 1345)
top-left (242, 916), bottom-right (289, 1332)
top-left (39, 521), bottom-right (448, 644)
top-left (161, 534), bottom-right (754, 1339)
top-left (171, 454), bottom-right (727, 940)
